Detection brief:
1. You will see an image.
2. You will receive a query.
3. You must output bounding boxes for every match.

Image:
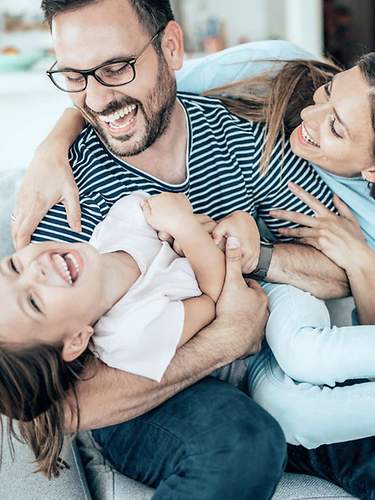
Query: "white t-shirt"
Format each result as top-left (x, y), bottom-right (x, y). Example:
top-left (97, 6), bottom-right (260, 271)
top-left (89, 192), bottom-right (201, 382)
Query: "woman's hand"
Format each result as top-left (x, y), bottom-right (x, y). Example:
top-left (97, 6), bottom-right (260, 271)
top-left (212, 211), bottom-right (260, 274)
top-left (13, 141), bottom-right (81, 249)
top-left (270, 182), bottom-right (366, 271)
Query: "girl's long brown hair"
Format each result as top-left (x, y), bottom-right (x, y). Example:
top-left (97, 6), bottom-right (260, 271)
top-left (0, 341), bottom-right (93, 479)
top-left (205, 58), bottom-right (341, 174)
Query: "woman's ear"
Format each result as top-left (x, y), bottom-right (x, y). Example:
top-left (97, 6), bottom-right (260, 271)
top-left (62, 325), bottom-right (93, 362)
top-left (160, 21), bottom-right (184, 71)
top-left (362, 166), bottom-right (375, 183)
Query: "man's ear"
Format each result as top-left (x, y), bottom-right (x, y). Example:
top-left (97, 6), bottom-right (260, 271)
top-left (362, 166), bottom-right (375, 184)
top-left (62, 325), bottom-right (93, 362)
top-left (160, 21), bottom-right (184, 71)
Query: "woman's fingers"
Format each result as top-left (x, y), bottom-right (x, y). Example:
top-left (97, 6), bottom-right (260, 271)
top-left (269, 209), bottom-right (318, 227)
top-left (277, 226), bottom-right (320, 239)
top-left (288, 182), bottom-right (332, 216)
top-left (333, 194), bottom-right (357, 221)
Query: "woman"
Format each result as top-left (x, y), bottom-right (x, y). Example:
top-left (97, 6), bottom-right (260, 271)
top-left (12, 51), bottom-right (375, 446)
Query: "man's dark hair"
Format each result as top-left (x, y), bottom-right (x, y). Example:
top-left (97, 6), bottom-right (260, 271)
top-left (41, 0), bottom-right (174, 49)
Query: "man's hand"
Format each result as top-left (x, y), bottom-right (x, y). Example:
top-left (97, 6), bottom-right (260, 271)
top-left (13, 142), bottom-right (81, 249)
top-left (213, 211), bottom-right (261, 274)
top-left (215, 236), bottom-right (268, 357)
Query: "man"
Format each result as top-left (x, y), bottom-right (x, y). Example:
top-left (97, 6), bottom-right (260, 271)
top-left (8, 1), bottom-right (373, 499)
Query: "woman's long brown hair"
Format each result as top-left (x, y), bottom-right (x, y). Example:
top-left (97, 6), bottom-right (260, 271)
top-left (205, 58), bottom-right (341, 174)
top-left (0, 341), bottom-right (93, 479)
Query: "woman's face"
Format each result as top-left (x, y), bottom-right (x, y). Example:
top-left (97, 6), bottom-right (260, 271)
top-left (290, 66), bottom-right (375, 180)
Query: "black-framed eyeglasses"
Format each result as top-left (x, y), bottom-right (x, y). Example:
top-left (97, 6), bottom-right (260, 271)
top-left (46, 27), bottom-right (165, 93)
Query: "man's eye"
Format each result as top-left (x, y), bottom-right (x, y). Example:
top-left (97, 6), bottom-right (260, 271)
top-left (10, 257), bottom-right (19, 274)
top-left (29, 295), bottom-right (42, 313)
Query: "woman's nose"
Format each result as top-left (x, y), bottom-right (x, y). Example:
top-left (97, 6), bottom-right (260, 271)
top-left (300, 101), bottom-right (326, 124)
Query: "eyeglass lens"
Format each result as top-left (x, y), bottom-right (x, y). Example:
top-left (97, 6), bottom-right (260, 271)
top-left (51, 61), bottom-right (135, 92)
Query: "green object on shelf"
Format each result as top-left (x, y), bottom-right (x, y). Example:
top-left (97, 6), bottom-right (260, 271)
top-left (0, 52), bottom-right (43, 72)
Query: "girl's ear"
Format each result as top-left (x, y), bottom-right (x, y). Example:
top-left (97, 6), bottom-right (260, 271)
top-left (62, 325), bottom-right (93, 362)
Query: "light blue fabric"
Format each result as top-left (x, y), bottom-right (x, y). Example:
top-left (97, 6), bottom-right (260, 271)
top-left (177, 40), bottom-right (318, 94)
top-left (313, 166), bottom-right (375, 250)
top-left (246, 282), bottom-right (375, 449)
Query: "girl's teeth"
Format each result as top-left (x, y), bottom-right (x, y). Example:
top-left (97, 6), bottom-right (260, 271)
top-left (53, 254), bottom-right (73, 285)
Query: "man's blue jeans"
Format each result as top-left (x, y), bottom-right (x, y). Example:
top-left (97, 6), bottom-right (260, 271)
top-left (93, 377), bottom-right (286, 500)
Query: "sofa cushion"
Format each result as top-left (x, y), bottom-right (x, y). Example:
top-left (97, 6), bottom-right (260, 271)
top-left (0, 168), bottom-right (24, 258)
top-left (77, 432), bottom-right (357, 499)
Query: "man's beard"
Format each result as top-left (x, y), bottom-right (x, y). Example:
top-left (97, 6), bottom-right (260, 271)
top-left (82, 55), bottom-right (177, 157)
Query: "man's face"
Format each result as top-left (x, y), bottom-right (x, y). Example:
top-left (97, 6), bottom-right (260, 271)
top-left (52, 0), bottom-right (177, 157)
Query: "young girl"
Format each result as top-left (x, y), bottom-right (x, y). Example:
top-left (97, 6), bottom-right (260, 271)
top-left (0, 190), bottom-right (229, 478)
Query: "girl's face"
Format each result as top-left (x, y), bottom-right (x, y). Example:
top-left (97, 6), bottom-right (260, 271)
top-left (290, 66), bottom-right (375, 182)
top-left (0, 241), bottom-right (105, 358)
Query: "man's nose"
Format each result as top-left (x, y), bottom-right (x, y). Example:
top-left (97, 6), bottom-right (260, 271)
top-left (84, 76), bottom-right (115, 113)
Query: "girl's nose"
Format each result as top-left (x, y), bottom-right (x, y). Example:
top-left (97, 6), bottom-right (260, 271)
top-left (23, 261), bottom-right (47, 284)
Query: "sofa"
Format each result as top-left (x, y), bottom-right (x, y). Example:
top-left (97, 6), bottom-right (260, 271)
top-left (0, 168), bottom-right (357, 499)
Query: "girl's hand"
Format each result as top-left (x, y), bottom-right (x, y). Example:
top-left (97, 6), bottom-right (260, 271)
top-left (270, 182), bottom-right (366, 271)
top-left (13, 141), bottom-right (81, 249)
top-left (141, 192), bottom-right (194, 236)
top-left (212, 211), bottom-right (260, 274)
top-left (157, 213), bottom-right (217, 256)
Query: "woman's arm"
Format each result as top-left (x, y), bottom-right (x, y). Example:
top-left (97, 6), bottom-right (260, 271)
top-left (13, 108), bottom-right (85, 249)
top-left (345, 244), bottom-right (375, 324)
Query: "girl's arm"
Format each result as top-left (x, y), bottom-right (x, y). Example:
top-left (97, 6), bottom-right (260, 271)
top-left (142, 192), bottom-right (225, 303)
top-left (13, 108), bottom-right (85, 249)
top-left (141, 193), bottom-right (225, 346)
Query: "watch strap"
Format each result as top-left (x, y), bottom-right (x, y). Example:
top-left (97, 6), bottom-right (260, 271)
top-left (243, 241), bottom-right (273, 280)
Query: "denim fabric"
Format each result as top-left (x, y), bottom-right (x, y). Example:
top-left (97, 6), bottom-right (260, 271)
top-left (93, 377), bottom-right (287, 500)
top-left (287, 438), bottom-right (375, 500)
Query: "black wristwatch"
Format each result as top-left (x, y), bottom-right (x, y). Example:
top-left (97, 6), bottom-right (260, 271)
top-left (243, 241), bottom-right (274, 280)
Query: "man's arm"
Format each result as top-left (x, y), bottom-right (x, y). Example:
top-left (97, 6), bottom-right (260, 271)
top-left (66, 238), bottom-right (268, 432)
top-left (266, 242), bottom-right (349, 299)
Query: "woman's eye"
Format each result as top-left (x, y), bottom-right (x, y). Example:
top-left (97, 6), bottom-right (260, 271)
top-left (9, 257), bottom-right (19, 274)
top-left (329, 117), bottom-right (342, 139)
top-left (29, 295), bottom-right (42, 313)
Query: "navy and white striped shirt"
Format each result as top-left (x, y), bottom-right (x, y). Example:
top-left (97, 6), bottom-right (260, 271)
top-left (32, 92), bottom-right (333, 244)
